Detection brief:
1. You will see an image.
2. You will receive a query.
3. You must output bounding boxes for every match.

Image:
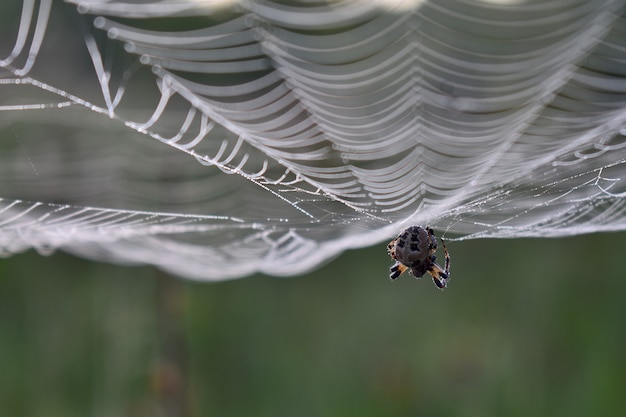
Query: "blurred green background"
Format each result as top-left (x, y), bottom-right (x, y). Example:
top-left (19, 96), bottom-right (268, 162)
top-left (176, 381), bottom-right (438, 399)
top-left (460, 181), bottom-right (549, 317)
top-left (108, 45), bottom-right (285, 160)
top-left (1, 233), bottom-right (625, 417)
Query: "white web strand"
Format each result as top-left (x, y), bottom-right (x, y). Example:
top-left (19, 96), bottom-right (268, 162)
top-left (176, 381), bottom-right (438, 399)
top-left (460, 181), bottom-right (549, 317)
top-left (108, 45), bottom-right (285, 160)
top-left (1, 0), bottom-right (626, 280)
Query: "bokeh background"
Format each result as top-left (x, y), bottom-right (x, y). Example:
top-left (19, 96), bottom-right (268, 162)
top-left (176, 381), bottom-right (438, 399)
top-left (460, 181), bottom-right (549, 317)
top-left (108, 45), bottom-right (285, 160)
top-left (1, 232), bottom-right (625, 417)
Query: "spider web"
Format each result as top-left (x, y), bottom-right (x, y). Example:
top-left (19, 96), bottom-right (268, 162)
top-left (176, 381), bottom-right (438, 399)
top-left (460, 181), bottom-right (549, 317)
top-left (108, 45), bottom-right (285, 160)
top-left (2, 0), bottom-right (626, 280)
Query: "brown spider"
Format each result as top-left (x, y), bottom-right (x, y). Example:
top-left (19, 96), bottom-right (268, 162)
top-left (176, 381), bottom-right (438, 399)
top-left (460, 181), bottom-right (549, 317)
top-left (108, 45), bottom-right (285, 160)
top-left (387, 226), bottom-right (450, 289)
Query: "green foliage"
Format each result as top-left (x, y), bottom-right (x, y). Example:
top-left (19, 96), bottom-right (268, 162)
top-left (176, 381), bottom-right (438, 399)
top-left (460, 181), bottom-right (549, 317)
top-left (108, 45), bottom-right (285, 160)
top-left (1, 233), bottom-right (625, 416)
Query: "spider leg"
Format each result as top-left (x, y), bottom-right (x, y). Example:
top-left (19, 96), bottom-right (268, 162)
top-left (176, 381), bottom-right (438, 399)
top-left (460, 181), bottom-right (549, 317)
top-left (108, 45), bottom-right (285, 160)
top-left (432, 275), bottom-right (447, 289)
top-left (387, 239), bottom-right (397, 258)
top-left (440, 238), bottom-right (450, 276)
top-left (428, 263), bottom-right (448, 288)
top-left (427, 238), bottom-right (450, 289)
top-left (389, 262), bottom-right (408, 280)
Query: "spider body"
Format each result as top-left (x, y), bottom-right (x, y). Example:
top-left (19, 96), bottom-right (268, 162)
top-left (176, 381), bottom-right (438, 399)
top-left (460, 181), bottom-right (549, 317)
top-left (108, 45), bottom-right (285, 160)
top-left (387, 226), bottom-right (450, 289)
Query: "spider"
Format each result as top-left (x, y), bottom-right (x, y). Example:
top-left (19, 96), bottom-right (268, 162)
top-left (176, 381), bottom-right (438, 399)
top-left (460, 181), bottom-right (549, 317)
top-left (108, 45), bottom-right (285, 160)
top-left (387, 226), bottom-right (451, 289)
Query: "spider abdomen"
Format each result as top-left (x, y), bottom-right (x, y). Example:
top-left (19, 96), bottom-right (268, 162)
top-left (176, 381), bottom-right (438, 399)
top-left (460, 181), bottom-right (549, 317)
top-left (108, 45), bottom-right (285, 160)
top-left (389, 225), bottom-right (431, 267)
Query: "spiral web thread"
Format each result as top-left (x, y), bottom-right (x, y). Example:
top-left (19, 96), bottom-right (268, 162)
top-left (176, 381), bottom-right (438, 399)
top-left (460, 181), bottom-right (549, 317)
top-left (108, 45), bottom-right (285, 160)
top-left (1, 0), bottom-right (626, 279)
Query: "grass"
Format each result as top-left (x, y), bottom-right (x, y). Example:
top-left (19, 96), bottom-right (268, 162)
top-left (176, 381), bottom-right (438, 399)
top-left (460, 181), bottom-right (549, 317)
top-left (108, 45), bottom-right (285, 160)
top-left (1, 232), bottom-right (625, 417)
